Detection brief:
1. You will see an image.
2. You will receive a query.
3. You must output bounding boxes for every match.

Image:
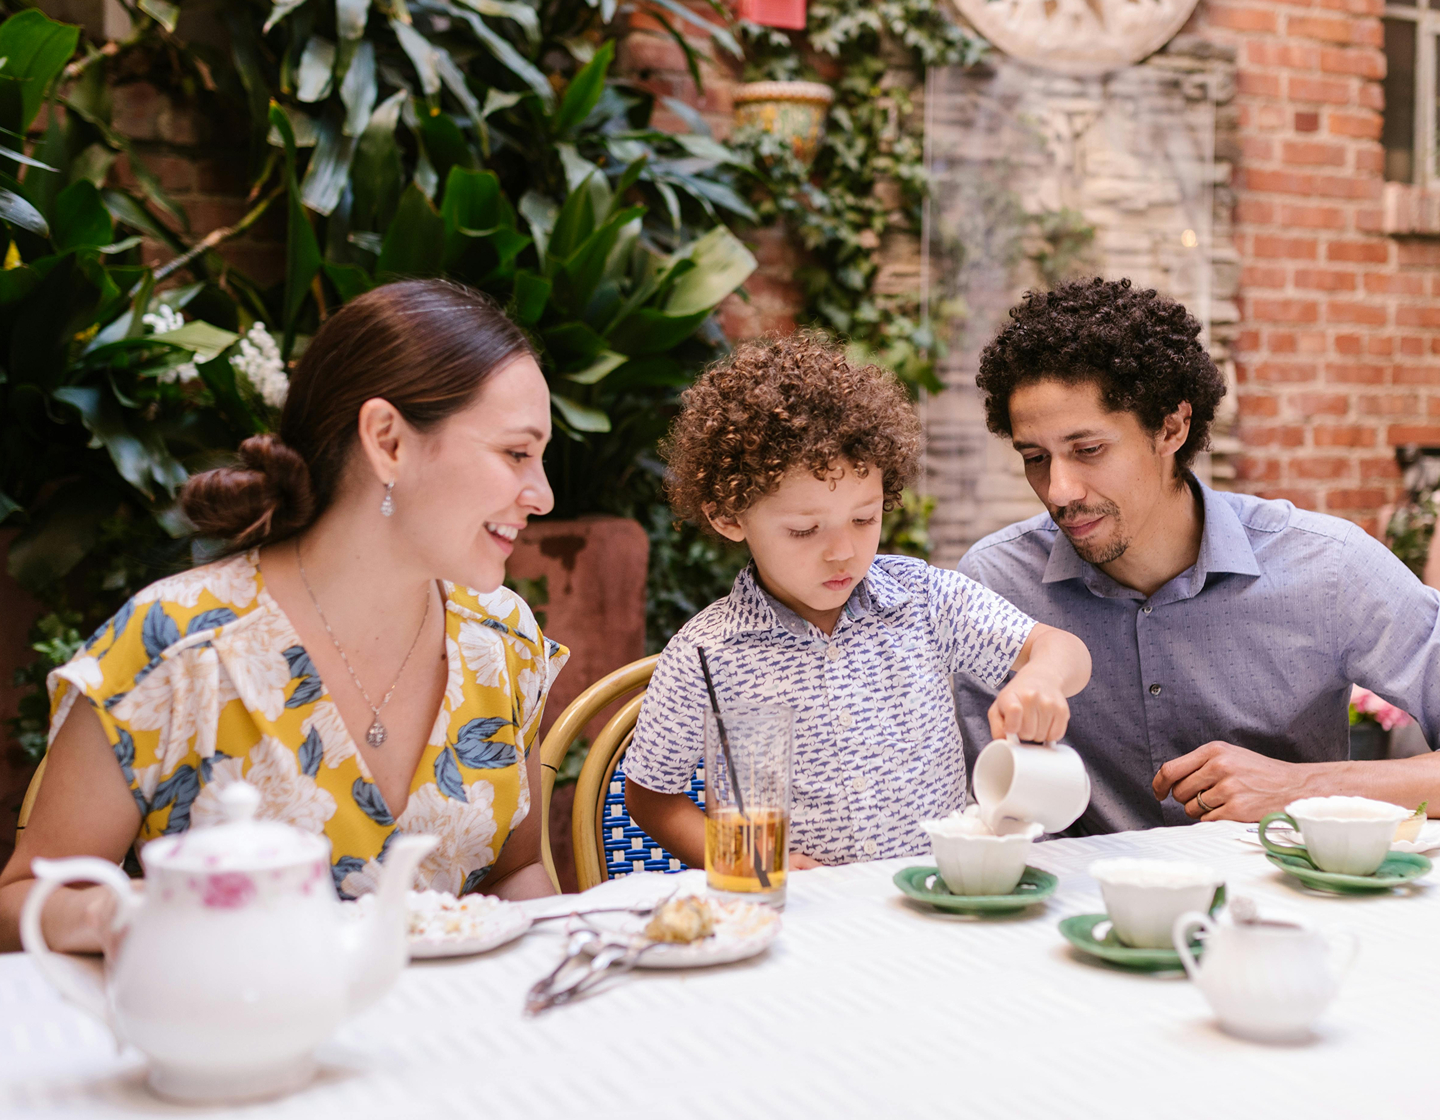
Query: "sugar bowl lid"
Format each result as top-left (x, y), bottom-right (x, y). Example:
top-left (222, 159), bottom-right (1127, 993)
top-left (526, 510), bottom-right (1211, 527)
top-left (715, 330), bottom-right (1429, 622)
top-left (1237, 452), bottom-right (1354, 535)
top-left (142, 782), bottom-right (330, 873)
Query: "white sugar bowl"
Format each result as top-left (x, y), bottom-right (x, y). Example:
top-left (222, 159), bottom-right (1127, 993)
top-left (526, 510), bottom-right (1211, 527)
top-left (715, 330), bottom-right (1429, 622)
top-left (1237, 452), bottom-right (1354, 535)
top-left (21, 783), bottom-right (436, 1104)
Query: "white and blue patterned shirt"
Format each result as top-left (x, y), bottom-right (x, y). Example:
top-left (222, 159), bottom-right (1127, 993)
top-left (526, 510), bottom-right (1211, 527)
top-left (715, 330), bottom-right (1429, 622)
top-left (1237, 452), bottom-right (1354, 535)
top-left (626, 554), bottom-right (1037, 865)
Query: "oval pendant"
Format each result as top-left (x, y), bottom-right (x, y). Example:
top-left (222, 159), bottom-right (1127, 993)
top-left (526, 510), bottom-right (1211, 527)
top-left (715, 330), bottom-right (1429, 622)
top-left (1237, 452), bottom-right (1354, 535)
top-left (366, 719), bottom-right (388, 748)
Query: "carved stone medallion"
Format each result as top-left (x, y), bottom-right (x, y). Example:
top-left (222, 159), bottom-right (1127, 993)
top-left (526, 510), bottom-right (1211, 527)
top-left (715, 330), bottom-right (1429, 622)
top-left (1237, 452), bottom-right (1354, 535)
top-left (952, 0), bottom-right (1202, 76)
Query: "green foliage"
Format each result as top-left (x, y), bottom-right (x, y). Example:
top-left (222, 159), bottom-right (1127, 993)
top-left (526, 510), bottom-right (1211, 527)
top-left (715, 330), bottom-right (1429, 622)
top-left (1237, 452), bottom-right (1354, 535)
top-left (880, 488), bottom-right (934, 560)
top-left (733, 1), bottom-right (985, 395)
top-left (1386, 492), bottom-right (1437, 580)
top-left (1029, 207), bottom-right (1097, 291)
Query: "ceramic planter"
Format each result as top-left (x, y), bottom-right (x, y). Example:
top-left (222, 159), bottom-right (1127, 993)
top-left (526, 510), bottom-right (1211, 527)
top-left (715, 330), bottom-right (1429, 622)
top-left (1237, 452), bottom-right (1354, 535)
top-left (733, 81), bottom-right (835, 167)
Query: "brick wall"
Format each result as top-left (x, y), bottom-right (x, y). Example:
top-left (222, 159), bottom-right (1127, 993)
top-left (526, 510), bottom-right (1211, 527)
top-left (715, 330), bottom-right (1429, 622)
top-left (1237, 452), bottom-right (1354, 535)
top-left (1193, 0), bottom-right (1431, 532)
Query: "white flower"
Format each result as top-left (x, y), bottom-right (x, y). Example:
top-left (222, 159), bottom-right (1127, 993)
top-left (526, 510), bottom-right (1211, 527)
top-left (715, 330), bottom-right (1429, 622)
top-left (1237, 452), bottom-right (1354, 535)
top-left (188, 756), bottom-right (247, 828)
top-left (142, 305), bottom-right (185, 334)
top-left (231, 322), bottom-right (287, 409)
top-left (209, 608), bottom-right (295, 722)
top-left (61, 655), bottom-right (104, 695)
top-left (110, 644), bottom-right (238, 771)
top-left (339, 857), bottom-right (385, 899)
top-left (132, 554), bottom-right (259, 611)
top-left (395, 781), bottom-right (499, 896)
top-left (302, 698), bottom-right (360, 771)
top-left (134, 762), bottom-right (162, 805)
top-left (192, 735), bottom-right (336, 835)
top-left (457, 619), bottom-right (506, 689)
top-left (156, 361), bottom-right (199, 385)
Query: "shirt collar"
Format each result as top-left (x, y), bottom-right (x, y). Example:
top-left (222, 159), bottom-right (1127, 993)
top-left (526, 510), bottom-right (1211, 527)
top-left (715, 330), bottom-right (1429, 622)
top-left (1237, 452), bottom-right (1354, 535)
top-left (1039, 479), bottom-right (1261, 600)
top-left (719, 560), bottom-right (911, 640)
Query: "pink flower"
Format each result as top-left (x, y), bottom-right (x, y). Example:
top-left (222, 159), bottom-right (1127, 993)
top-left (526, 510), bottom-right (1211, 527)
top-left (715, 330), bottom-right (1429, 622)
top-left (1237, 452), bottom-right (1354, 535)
top-left (1350, 686), bottom-right (1415, 732)
top-left (202, 872), bottom-right (257, 909)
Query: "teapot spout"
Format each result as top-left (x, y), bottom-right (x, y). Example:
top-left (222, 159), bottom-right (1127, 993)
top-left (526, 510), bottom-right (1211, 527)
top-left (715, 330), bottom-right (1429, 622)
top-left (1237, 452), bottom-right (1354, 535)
top-left (341, 834), bottom-right (438, 1015)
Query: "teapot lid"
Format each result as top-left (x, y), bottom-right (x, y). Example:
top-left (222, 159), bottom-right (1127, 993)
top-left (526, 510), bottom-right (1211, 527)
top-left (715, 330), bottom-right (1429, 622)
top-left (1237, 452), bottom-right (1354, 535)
top-left (142, 782), bottom-right (330, 873)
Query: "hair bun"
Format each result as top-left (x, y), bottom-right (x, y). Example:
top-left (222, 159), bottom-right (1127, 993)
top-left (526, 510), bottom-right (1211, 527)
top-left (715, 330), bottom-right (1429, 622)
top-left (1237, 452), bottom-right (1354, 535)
top-left (181, 434), bottom-right (316, 549)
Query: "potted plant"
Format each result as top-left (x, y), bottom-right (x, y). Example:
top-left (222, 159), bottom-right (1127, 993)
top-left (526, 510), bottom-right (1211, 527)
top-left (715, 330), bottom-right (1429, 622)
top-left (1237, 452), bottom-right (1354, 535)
top-left (732, 79), bottom-right (834, 167)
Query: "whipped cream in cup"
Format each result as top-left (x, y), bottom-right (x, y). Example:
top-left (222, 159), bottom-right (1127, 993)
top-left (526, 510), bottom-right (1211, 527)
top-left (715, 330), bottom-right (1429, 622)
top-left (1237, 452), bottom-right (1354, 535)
top-left (921, 806), bottom-right (1043, 896)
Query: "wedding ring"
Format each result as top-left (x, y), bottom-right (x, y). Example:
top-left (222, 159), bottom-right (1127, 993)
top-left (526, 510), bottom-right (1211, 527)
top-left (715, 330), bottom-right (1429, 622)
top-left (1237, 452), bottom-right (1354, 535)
top-left (1195, 790), bottom-right (1214, 814)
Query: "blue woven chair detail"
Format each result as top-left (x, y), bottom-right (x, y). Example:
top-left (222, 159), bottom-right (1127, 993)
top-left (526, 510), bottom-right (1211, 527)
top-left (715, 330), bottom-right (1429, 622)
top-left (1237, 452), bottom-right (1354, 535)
top-left (601, 758), bottom-right (705, 879)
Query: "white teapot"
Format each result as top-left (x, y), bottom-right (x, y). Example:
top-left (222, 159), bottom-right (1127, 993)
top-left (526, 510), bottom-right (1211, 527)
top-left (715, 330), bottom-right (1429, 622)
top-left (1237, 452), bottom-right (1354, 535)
top-left (1172, 900), bottom-right (1357, 1042)
top-left (20, 782), bottom-right (436, 1104)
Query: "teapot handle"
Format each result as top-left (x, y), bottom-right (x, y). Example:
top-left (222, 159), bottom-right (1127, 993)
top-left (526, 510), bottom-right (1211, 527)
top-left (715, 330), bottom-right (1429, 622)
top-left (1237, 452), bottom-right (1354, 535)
top-left (1171, 910), bottom-right (1213, 982)
top-left (19, 857), bottom-right (140, 1036)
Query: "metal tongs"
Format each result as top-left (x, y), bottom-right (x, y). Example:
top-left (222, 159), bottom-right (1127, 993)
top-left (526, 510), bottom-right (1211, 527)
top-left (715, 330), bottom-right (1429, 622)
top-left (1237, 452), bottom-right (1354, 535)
top-left (524, 919), bottom-right (658, 1015)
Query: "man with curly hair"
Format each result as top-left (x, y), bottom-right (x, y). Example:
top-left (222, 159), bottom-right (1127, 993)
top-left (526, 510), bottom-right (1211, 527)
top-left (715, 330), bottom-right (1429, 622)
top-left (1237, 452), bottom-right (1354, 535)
top-left (957, 277), bottom-right (1440, 835)
top-left (624, 334), bottom-right (1092, 872)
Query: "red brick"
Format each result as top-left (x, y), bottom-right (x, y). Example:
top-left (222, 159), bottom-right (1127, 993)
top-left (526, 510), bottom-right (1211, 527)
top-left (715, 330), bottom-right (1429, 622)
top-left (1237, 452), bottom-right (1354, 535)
top-left (1356, 393), bottom-right (1419, 415)
top-left (1247, 41), bottom-right (1321, 69)
top-left (1353, 147), bottom-right (1385, 174)
top-left (1360, 456), bottom-right (1402, 481)
top-left (1397, 242), bottom-right (1440, 267)
top-left (1352, 18), bottom-right (1384, 47)
top-left (1363, 271), bottom-right (1425, 295)
top-left (1388, 424), bottom-right (1440, 443)
top-left (1313, 423), bottom-right (1376, 446)
top-left (1319, 46), bottom-right (1386, 78)
top-left (1334, 334), bottom-right (1363, 355)
top-left (1246, 423), bottom-right (1308, 446)
top-left (1236, 456), bottom-right (1283, 483)
top-left (1429, 398), bottom-right (1440, 418)
top-left (1395, 306), bottom-right (1440, 328)
top-left (1326, 300), bottom-right (1388, 325)
top-left (620, 35), bottom-right (696, 74)
top-left (1294, 267), bottom-right (1357, 291)
top-left (1252, 360), bottom-right (1321, 384)
top-left (1325, 487), bottom-right (1387, 508)
top-left (1287, 391), bottom-right (1351, 416)
top-left (1292, 455), bottom-right (1353, 479)
top-left (1325, 362), bottom-right (1388, 383)
top-left (1295, 110), bottom-right (1321, 133)
top-left (1395, 364), bottom-right (1440, 384)
top-left (1287, 75), bottom-right (1353, 104)
top-left (1358, 82), bottom-right (1384, 110)
top-left (1241, 136), bottom-right (1276, 161)
top-left (1236, 198), bottom-right (1277, 224)
top-left (1246, 168), bottom-right (1316, 195)
top-left (1282, 139), bottom-right (1348, 166)
top-left (1237, 329), bottom-right (1262, 352)
top-left (1251, 299), bottom-right (1321, 324)
top-left (1311, 174), bottom-right (1383, 201)
top-left (1368, 336), bottom-right (1395, 356)
top-left (1238, 70), bottom-right (1284, 98)
top-left (1241, 264), bottom-right (1289, 288)
top-left (1326, 239), bottom-right (1388, 263)
top-left (1279, 203), bottom-right (1347, 229)
top-left (1288, 14), bottom-right (1356, 41)
top-left (1241, 392), bottom-right (1282, 418)
top-left (1327, 109), bottom-right (1382, 138)
top-left (1261, 487), bottom-right (1321, 508)
top-left (1355, 206), bottom-right (1385, 231)
top-left (1213, 5), bottom-right (1281, 31)
top-left (1253, 234), bottom-right (1318, 259)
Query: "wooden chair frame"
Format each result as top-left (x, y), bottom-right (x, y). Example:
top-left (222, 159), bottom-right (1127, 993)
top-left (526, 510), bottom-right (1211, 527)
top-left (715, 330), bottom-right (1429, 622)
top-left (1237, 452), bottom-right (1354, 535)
top-left (538, 654), bottom-right (659, 892)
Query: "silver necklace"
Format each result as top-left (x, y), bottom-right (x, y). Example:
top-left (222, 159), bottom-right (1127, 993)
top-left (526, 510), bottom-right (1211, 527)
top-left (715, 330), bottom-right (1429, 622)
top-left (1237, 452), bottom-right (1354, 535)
top-left (295, 540), bottom-right (431, 748)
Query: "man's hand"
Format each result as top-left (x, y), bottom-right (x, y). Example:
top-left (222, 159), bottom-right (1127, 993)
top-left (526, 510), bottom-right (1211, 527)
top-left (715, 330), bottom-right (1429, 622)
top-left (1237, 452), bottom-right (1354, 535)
top-left (788, 852), bottom-right (822, 871)
top-left (988, 667), bottom-right (1072, 743)
top-left (1152, 741), bottom-right (1311, 821)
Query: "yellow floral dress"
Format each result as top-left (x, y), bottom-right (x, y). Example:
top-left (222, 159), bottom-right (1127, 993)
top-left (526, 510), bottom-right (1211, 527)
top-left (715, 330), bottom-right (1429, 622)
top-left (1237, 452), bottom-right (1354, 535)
top-left (46, 550), bottom-right (568, 898)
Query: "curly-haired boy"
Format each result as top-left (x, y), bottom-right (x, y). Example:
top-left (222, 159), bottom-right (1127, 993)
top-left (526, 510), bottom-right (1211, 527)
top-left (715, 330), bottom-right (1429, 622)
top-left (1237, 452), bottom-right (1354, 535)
top-left (625, 333), bottom-right (1091, 873)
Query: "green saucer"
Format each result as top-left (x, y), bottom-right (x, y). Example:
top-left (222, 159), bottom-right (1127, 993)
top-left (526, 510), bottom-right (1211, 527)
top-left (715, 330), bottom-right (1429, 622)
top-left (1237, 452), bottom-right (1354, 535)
top-left (1264, 850), bottom-right (1433, 893)
top-left (893, 865), bottom-right (1057, 914)
top-left (1058, 886), bottom-right (1225, 973)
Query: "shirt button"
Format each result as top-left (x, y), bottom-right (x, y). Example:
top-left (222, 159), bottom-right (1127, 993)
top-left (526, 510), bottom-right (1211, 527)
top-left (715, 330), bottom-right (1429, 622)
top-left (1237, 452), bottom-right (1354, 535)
top-left (863, 839), bottom-right (878, 856)
top-left (1142, 605), bottom-right (1153, 614)
top-left (852, 776), bottom-right (869, 792)
top-left (1149, 683), bottom-right (1162, 696)
top-left (838, 711), bottom-right (854, 728)
top-left (826, 644), bottom-right (843, 661)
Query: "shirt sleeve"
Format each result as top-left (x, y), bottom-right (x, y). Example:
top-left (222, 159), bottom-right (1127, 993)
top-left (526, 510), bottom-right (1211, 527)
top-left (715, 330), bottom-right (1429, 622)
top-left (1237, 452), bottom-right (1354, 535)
top-left (926, 564), bottom-right (1037, 690)
top-left (1337, 529), bottom-right (1440, 745)
top-left (625, 633), bottom-right (708, 795)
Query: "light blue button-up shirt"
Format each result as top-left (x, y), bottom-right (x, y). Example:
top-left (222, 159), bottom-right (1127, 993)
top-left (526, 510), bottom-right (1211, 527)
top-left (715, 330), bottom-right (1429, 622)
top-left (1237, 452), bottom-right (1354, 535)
top-left (627, 555), bottom-right (1036, 864)
top-left (956, 482), bottom-right (1440, 835)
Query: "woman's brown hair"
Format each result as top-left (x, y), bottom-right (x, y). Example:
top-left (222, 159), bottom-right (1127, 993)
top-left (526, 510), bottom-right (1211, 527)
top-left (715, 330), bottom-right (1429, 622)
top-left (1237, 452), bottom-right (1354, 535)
top-left (182, 279), bottom-right (536, 553)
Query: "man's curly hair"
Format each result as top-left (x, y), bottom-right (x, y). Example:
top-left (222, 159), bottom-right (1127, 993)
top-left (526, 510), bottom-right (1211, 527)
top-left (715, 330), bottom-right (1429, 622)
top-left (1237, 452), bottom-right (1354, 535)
top-left (663, 332), bottom-right (922, 531)
top-left (976, 277), bottom-right (1226, 474)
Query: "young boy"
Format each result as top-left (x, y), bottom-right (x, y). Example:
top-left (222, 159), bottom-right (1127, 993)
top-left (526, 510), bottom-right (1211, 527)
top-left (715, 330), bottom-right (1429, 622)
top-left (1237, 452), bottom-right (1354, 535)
top-left (625, 334), bottom-right (1092, 868)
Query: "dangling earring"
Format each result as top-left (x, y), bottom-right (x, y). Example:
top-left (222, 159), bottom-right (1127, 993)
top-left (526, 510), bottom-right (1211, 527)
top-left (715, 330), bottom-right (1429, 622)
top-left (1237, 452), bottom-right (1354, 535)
top-left (380, 481), bottom-right (395, 517)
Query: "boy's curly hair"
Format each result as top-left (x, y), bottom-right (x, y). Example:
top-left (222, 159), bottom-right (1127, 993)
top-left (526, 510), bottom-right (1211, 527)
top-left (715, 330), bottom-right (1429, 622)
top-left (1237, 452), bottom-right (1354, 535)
top-left (663, 332), bottom-right (922, 531)
top-left (976, 277), bottom-right (1226, 473)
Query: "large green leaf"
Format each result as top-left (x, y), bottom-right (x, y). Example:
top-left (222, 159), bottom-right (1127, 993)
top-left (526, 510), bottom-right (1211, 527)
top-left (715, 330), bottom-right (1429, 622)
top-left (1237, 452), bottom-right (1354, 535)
top-left (376, 183), bottom-right (444, 277)
top-left (545, 181), bottom-right (596, 273)
top-left (52, 385), bottom-right (188, 500)
top-left (565, 349), bottom-right (626, 385)
top-left (550, 392), bottom-right (610, 433)
top-left (554, 40), bottom-right (613, 136)
top-left (440, 1), bottom-right (553, 106)
top-left (391, 19), bottom-right (440, 96)
top-left (511, 269), bottom-right (549, 326)
top-left (518, 190), bottom-right (557, 264)
top-left (607, 306), bottom-right (709, 357)
top-left (0, 11), bottom-right (79, 132)
top-left (5, 479), bottom-right (118, 591)
top-left (418, 111), bottom-right (476, 193)
top-left (0, 183), bottom-right (48, 237)
top-left (51, 180), bottom-right (112, 250)
top-left (336, 0), bottom-right (369, 39)
top-left (295, 35), bottom-right (336, 102)
top-left (151, 320), bottom-right (241, 363)
top-left (322, 260), bottom-right (372, 302)
top-left (299, 117), bottom-right (357, 216)
top-left (339, 40), bottom-right (377, 136)
top-left (664, 225), bottom-right (756, 316)
top-left (452, 0), bottom-right (539, 42)
top-left (351, 89), bottom-right (404, 231)
top-left (542, 320), bottom-right (606, 365)
top-left (270, 102), bottom-right (322, 348)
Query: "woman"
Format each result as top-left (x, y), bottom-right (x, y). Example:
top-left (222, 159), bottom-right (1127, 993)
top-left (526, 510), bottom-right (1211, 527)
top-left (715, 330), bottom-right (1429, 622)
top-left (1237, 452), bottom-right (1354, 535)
top-left (0, 279), bottom-right (566, 952)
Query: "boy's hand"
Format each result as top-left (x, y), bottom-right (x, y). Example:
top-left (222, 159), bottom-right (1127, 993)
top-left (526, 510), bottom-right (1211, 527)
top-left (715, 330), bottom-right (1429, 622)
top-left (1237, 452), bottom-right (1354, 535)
top-left (988, 665), bottom-right (1071, 744)
top-left (788, 852), bottom-right (821, 871)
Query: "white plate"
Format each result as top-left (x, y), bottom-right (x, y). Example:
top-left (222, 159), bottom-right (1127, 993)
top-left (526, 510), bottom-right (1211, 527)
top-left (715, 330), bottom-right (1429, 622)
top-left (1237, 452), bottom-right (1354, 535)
top-left (347, 891), bottom-right (534, 959)
top-left (1239, 819), bottom-right (1440, 856)
top-left (597, 898), bottom-right (782, 969)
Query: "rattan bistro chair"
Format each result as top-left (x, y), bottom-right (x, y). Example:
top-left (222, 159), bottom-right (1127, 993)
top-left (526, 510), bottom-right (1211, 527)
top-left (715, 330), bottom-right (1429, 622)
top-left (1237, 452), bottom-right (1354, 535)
top-left (538, 654), bottom-right (704, 892)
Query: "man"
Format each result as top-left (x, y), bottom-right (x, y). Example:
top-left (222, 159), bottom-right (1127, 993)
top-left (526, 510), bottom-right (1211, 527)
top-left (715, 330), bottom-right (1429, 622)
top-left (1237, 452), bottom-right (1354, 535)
top-left (954, 276), bottom-right (1440, 834)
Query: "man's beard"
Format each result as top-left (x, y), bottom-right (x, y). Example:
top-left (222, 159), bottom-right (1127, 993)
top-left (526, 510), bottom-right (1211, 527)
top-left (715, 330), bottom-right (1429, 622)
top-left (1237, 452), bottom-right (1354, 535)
top-left (1054, 500), bottom-right (1128, 565)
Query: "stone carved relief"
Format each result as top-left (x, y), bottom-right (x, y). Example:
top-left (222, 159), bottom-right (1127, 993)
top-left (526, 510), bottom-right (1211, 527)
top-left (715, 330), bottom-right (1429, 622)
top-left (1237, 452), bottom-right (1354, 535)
top-left (952, 0), bottom-right (1202, 76)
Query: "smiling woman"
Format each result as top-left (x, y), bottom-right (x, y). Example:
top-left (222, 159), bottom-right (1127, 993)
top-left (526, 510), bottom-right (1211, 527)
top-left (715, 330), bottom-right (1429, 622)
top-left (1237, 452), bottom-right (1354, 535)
top-left (0, 280), bottom-right (569, 953)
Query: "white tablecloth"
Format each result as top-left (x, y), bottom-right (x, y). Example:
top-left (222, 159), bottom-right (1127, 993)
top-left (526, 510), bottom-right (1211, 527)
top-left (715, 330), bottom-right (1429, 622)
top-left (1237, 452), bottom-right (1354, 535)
top-left (2, 821), bottom-right (1436, 1120)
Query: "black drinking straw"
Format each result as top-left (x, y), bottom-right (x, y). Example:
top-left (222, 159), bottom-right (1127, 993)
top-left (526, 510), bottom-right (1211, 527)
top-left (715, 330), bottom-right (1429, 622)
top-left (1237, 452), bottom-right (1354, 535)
top-left (696, 646), bottom-right (770, 889)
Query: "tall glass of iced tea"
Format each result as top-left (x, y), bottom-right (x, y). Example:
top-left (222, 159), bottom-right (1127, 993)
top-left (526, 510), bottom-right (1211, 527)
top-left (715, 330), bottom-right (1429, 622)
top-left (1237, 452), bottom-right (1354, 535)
top-left (702, 704), bottom-right (795, 908)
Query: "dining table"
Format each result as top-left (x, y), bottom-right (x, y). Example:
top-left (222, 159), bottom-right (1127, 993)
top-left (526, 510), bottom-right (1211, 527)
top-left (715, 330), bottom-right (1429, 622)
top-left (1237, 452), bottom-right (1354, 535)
top-left (1, 819), bottom-right (1436, 1120)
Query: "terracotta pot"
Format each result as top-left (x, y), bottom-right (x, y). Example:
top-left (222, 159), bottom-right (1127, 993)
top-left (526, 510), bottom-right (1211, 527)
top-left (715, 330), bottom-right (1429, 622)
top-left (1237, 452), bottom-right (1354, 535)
top-left (733, 80), bottom-right (835, 166)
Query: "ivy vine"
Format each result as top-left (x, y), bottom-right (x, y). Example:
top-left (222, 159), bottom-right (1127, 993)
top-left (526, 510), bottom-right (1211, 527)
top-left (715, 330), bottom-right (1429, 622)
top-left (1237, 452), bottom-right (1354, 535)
top-left (731, 0), bottom-right (985, 394)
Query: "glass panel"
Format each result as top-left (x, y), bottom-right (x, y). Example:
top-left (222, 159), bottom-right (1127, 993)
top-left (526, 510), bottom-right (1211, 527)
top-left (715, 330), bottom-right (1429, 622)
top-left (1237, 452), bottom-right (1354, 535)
top-left (1384, 18), bottom-right (1418, 182)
